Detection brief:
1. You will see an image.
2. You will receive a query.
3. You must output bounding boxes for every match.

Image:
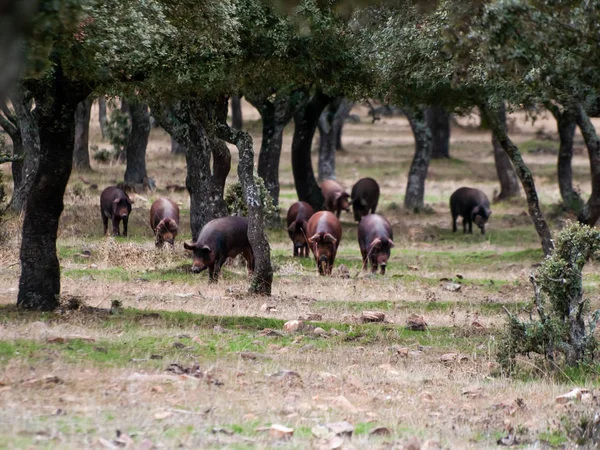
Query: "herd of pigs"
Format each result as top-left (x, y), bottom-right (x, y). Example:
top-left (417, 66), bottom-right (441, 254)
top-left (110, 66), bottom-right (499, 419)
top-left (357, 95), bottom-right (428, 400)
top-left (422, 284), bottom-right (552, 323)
top-left (99, 179), bottom-right (492, 281)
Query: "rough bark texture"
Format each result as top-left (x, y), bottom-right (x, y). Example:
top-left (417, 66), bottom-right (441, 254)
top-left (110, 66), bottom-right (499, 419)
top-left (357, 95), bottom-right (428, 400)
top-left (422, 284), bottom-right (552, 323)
top-left (231, 95), bottom-right (242, 130)
top-left (426, 105), bottom-right (451, 159)
top-left (575, 104), bottom-right (600, 227)
top-left (18, 64), bottom-right (91, 310)
top-left (491, 104), bottom-right (520, 201)
top-left (123, 101), bottom-right (150, 184)
top-left (152, 99), bottom-right (230, 241)
top-left (73, 96), bottom-right (93, 172)
top-left (248, 94), bottom-right (296, 207)
top-left (547, 104), bottom-right (582, 213)
top-left (334, 98), bottom-right (354, 152)
top-left (317, 99), bottom-right (339, 181)
top-left (483, 105), bottom-right (554, 255)
top-left (403, 107), bottom-right (432, 211)
top-left (292, 90), bottom-right (331, 211)
top-left (0, 97), bottom-right (23, 192)
top-left (98, 95), bottom-right (108, 140)
top-left (170, 135), bottom-right (186, 154)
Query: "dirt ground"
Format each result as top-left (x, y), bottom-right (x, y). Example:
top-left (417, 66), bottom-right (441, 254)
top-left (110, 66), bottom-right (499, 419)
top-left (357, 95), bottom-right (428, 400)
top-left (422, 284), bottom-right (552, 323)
top-left (0, 101), bottom-right (599, 449)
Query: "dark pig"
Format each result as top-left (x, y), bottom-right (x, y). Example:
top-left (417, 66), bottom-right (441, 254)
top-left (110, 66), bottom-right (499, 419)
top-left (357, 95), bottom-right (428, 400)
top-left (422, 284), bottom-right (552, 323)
top-left (351, 177), bottom-right (380, 222)
top-left (100, 186), bottom-right (133, 236)
top-left (286, 201), bottom-right (315, 257)
top-left (357, 214), bottom-right (394, 275)
top-left (320, 179), bottom-right (350, 218)
top-left (150, 198), bottom-right (180, 247)
top-left (183, 216), bottom-right (254, 282)
top-left (306, 211), bottom-right (342, 276)
top-left (450, 187), bottom-right (492, 235)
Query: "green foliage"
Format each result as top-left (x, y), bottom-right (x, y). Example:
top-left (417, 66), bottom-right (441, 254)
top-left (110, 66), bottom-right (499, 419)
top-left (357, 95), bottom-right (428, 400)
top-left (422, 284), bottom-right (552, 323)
top-left (498, 222), bottom-right (600, 372)
top-left (224, 174), bottom-right (279, 220)
top-left (104, 108), bottom-right (130, 161)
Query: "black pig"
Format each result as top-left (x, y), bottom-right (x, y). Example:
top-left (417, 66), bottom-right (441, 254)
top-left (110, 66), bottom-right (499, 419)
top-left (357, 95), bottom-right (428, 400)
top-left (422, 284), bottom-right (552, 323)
top-left (450, 187), bottom-right (491, 235)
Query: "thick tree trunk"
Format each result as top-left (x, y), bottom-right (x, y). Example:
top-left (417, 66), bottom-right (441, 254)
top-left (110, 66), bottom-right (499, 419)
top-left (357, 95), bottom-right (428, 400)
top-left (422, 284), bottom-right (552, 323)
top-left (0, 98), bottom-right (23, 193)
top-left (152, 98), bottom-right (229, 241)
top-left (170, 135), bottom-right (185, 154)
top-left (403, 107), bottom-right (432, 211)
top-left (18, 65), bottom-right (91, 310)
top-left (123, 101), bottom-right (150, 184)
top-left (73, 96), bottom-right (93, 172)
top-left (98, 95), bottom-right (108, 140)
top-left (292, 90), bottom-right (331, 210)
top-left (575, 104), bottom-right (600, 227)
top-left (547, 104), bottom-right (582, 213)
top-left (231, 95), bottom-right (243, 130)
top-left (491, 104), bottom-right (520, 201)
top-left (248, 94), bottom-right (297, 208)
top-left (426, 105), bottom-right (451, 159)
top-left (482, 104), bottom-right (554, 255)
top-left (317, 100), bottom-right (337, 181)
top-left (334, 98), bottom-right (354, 152)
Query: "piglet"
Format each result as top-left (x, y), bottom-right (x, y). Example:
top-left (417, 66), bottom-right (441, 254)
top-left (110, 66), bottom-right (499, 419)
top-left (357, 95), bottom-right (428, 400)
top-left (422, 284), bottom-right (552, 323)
top-left (286, 201), bottom-right (315, 257)
top-left (321, 180), bottom-right (350, 218)
top-left (100, 186), bottom-right (133, 236)
top-left (357, 214), bottom-right (394, 275)
top-left (150, 198), bottom-right (180, 247)
top-left (450, 187), bottom-right (491, 235)
top-left (306, 211), bottom-right (342, 276)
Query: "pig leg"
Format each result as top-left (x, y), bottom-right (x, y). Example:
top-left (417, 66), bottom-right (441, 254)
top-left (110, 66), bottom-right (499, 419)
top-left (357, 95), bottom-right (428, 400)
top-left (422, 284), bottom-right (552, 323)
top-left (123, 217), bottom-right (129, 237)
top-left (462, 217), bottom-right (467, 234)
top-left (452, 214), bottom-right (457, 232)
top-left (336, 208), bottom-right (341, 219)
top-left (242, 247), bottom-right (254, 275)
top-left (360, 248), bottom-right (368, 271)
top-left (112, 217), bottom-right (121, 236)
top-left (102, 213), bottom-right (109, 236)
top-left (208, 264), bottom-right (217, 282)
top-left (467, 217), bottom-right (473, 234)
top-left (293, 245), bottom-right (298, 257)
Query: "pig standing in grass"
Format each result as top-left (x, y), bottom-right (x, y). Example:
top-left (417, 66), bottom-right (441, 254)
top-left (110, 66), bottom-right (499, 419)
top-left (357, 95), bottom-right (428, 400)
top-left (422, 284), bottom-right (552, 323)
top-left (306, 211), bottom-right (342, 276)
top-left (351, 177), bottom-right (380, 222)
top-left (357, 214), bottom-right (394, 275)
top-left (150, 198), bottom-right (180, 247)
top-left (183, 216), bottom-right (254, 282)
top-left (286, 201), bottom-right (315, 257)
top-left (450, 187), bottom-right (491, 235)
top-left (321, 179), bottom-right (350, 218)
top-left (100, 186), bottom-right (133, 236)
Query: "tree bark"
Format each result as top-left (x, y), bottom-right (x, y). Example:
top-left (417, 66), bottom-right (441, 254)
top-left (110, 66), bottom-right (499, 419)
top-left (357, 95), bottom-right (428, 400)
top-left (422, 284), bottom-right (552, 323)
top-left (546, 104), bottom-right (582, 213)
top-left (170, 135), bottom-right (185, 154)
top-left (0, 97), bottom-right (23, 192)
top-left (574, 104), bottom-right (600, 227)
top-left (317, 99), bottom-right (338, 181)
top-left (152, 98), bottom-right (230, 241)
top-left (18, 63), bottom-right (91, 310)
top-left (247, 94), bottom-right (296, 208)
top-left (98, 95), bottom-right (108, 140)
top-left (426, 105), bottom-right (451, 159)
top-left (231, 95), bottom-right (243, 130)
top-left (73, 96), bottom-right (93, 172)
top-left (334, 98), bottom-right (354, 152)
top-left (292, 90), bottom-right (331, 210)
top-left (403, 107), bottom-right (432, 211)
top-left (482, 104), bottom-right (554, 255)
top-left (491, 103), bottom-right (520, 201)
top-left (123, 100), bottom-right (150, 184)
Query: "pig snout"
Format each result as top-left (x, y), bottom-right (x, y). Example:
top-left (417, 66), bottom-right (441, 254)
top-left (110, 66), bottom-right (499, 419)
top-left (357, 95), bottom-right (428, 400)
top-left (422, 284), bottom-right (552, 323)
top-left (380, 263), bottom-right (387, 275)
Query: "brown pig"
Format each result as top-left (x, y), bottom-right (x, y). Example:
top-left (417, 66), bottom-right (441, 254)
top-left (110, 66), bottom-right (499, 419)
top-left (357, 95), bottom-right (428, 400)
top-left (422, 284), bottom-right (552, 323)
top-left (100, 186), bottom-right (133, 236)
top-left (450, 187), bottom-right (491, 235)
top-left (306, 211), bottom-right (342, 276)
top-left (351, 177), bottom-right (380, 222)
top-left (320, 179), bottom-right (350, 218)
top-left (150, 198), bottom-right (180, 247)
top-left (183, 216), bottom-right (254, 282)
top-left (357, 214), bottom-right (394, 275)
top-left (286, 201), bottom-right (315, 257)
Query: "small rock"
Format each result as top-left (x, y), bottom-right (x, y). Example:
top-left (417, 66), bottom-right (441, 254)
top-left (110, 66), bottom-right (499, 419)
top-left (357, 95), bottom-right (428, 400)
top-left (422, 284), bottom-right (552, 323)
top-left (306, 313), bottom-right (323, 321)
top-left (444, 282), bottom-right (461, 292)
top-left (326, 421), bottom-right (354, 437)
top-left (406, 314), bottom-right (427, 331)
top-left (330, 328), bottom-right (343, 336)
top-left (327, 395), bottom-right (358, 413)
top-left (268, 424), bottom-right (294, 440)
top-left (260, 303), bottom-right (277, 312)
top-left (213, 325), bottom-right (227, 333)
top-left (313, 327), bottom-right (327, 336)
top-left (361, 311), bottom-right (385, 323)
top-left (154, 411), bottom-right (173, 420)
top-left (283, 320), bottom-right (303, 333)
top-left (555, 388), bottom-right (592, 404)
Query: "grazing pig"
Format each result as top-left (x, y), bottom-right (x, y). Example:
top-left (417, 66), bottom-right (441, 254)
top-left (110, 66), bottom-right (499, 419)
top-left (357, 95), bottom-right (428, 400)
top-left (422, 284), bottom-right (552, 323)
top-left (351, 177), bottom-right (380, 222)
top-left (286, 201), bottom-right (315, 257)
top-left (100, 186), bottom-right (133, 236)
top-left (306, 211), bottom-right (342, 276)
top-left (183, 216), bottom-right (254, 282)
top-left (450, 187), bottom-right (492, 235)
top-left (357, 214), bottom-right (394, 275)
top-left (321, 179), bottom-right (350, 218)
top-left (150, 198), bottom-right (180, 247)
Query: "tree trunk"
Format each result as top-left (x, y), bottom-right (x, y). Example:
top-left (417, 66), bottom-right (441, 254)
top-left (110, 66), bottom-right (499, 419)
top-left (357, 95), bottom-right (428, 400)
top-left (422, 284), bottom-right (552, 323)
top-left (334, 98), bottom-right (354, 152)
top-left (98, 95), bottom-right (108, 140)
top-left (231, 95), bottom-right (243, 130)
top-left (491, 104), bottom-right (521, 201)
top-left (73, 96), bottom-right (93, 172)
top-left (403, 107), bottom-right (432, 211)
top-left (120, 98), bottom-right (130, 115)
top-left (123, 101), bottom-right (150, 184)
top-left (152, 98), bottom-right (229, 241)
top-left (547, 104), bottom-right (582, 213)
top-left (318, 100), bottom-right (337, 181)
top-left (426, 105), bottom-right (451, 159)
top-left (575, 104), bottom-right (600, 227)
top-left (18, 64), bottom-right (91, 310)
top-left (0, 98), bottom-right (23, 194)
top-left (482, 104), bottom-right (554, 255)
top-left (292, 90), bottom-right (331, 210)
top-left (170, 135), bottom-right (185, 154)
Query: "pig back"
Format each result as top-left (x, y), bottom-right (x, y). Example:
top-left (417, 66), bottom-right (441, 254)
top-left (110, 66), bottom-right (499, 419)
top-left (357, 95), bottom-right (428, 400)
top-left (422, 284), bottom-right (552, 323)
top-left (450, 187), bottom-right (490, 214)
top-left (306, 211), bottom-right (342, 242)
top-left (197, 216), bottom-right (250, 254)
top-left (150, 198), bottom-right (180, 229)
top-left (287, 201), bottom-right (315, 227)
top-left (351, 178), bottom-right (380, 204)
top-left (358, 214), bottom-right (392, 248)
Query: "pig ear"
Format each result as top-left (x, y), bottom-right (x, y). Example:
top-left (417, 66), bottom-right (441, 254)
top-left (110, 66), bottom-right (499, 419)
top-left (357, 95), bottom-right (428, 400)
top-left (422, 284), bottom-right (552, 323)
top-left (183, 242), bottom-right (195, 251)
top-left (371, 238), bottom-right (382, 249)
top-left (287, 221), bottom-right (297, 233)
top-left (472, 206), bottom-right (480, 216)
top-left (167, 219), bottom-right (178, 232)
top-left (301, 220), bottom-right (308, 232)
top-left (323, 233), bottom-right (337, 244)
top-left (360, 198), bottom-right (368, 206)
top-left (486, 208), bottom-right (492, 217)
top-left (200, 245), bottom-right (211, 254)
top-left (308, 234), bottom-right (321, 244)
top-left (126, 196), bottom-right (134, 205)
top-left (113, 198), bottom-right (120, 204)
top-left (388, 239), bottom-right (395, 248)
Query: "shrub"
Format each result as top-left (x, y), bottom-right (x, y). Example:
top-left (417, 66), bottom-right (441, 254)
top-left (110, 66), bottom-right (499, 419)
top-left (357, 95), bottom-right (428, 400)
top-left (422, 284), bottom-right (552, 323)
top-left (224, 174), bottom-right (279, 223)
top-left (498, 222), bottom-right (600, 372)
top-left (106, 109), bottom-right (131, 161)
